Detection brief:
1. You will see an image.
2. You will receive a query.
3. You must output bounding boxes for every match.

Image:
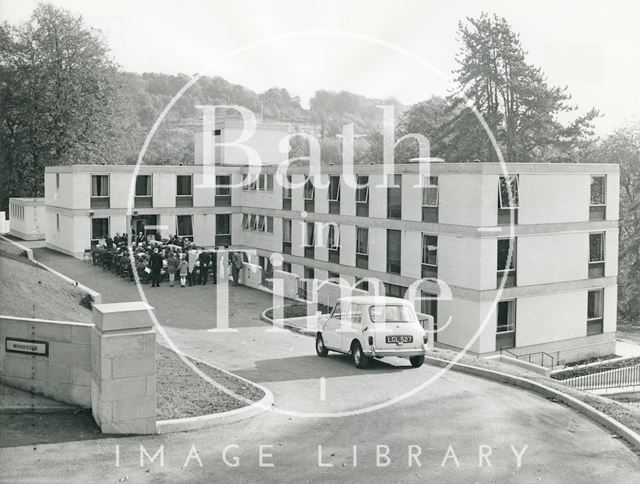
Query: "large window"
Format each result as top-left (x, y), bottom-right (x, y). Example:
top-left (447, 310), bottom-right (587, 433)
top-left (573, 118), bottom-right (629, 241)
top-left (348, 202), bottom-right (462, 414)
top-left (282, 218), bottom-right (292, 254)
top-left (328, 224), bottom-right (340, 263)
top-left (356, 226), bottom-right (369, 269)
top-left (215, 214), bottom-right (231, 246)
top-left (589, 232), bottom-right (605, 278)
top-left (498, 175), bottom-right (519, 225)
top-left (176, 175), bottom-right (193, 207)
top-left (496, 300), bottom-right (516, 350)
top-left (176, 215), bottom-right (193, 239)
top-left (304, 222), bottom-right (315, 258)
top-left (215, 175), bottom-right (232, 206)
top-left (283, 175), bottom-right (292, 210)
top-left (91, 175), bottom-right (110, 208)
top-left (329, 175), bottom-right (341, 215)
top-left (135, 175), bottom-right (152, 208)
top-left (497, 238), bottom-right (517, 287)
top-left (304, 176), bottom-right (315, 212)
top-left (422, 176), bottom-right (438, 223)
top-left (590, 175), bottom-right (606, 220)
top-left (387, 174), bottom-right (402, 219)
top-left (356, 175), bottom-right (369, 217)
top-left (587, 289), bottom-right (604, 335)
top-left (422, 234), bottom-right (438, 278)
top-left (91, 217), bottom-right (109, 241)
top-left (387, 229), bottom-right (401, 274)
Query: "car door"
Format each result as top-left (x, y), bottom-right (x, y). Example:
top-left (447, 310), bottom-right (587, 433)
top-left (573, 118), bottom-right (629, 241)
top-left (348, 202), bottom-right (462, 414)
top-left (322, 303), bottom-right (342, 350)
top-left (340, 304), bottom-right (363, 353)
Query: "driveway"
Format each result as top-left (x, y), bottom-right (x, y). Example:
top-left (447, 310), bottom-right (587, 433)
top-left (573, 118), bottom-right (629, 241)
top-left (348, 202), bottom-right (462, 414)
top-left (4, 248), bottom-right (639, 482)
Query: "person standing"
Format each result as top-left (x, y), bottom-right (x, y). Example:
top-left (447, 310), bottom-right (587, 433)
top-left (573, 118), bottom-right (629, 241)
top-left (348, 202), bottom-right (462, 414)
top-left (149, 248), bottom-right (163, 287)
top-left (231, 251), bottom-right (243, 286)
top-left (198, 251), bottom-right (211, 285)
top-left (166, 251), bottom-right (178, 287)
top-left (178, 255), bottom-right (189, 288)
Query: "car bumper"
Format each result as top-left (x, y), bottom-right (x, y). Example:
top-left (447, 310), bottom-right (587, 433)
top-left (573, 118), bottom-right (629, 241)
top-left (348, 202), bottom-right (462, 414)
top-left (367, 345), bottom-right (427, 358)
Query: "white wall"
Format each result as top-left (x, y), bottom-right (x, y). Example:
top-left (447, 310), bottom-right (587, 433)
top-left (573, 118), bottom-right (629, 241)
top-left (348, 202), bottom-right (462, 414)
top-left (519, 174), bottom-right (589, 224)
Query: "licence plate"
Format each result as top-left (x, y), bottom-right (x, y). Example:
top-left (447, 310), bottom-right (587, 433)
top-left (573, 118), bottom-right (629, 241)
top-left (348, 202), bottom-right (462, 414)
top-left (385, 335), bottom-right (413, 344)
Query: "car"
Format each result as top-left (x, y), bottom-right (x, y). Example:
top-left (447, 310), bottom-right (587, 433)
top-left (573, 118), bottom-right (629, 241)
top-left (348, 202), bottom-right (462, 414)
top-left (315, 296), bottom-right (428, 369)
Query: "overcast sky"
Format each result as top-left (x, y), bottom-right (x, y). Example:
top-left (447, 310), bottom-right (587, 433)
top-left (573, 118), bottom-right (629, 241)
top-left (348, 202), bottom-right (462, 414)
top-left (2, 0), bottom-right (639, 135)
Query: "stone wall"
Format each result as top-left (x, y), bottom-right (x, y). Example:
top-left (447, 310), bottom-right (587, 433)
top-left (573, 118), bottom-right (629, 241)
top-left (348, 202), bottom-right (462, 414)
top-left (0, 315), bottom-right (92, 407)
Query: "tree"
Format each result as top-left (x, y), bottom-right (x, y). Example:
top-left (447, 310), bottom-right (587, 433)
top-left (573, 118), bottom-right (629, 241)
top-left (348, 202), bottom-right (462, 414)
top-left (444, 13), bottom-right (598, 162)
top-left (0, 3), bottom-right (130, 211)
top-left (595, 124), bottom-right (640, 325)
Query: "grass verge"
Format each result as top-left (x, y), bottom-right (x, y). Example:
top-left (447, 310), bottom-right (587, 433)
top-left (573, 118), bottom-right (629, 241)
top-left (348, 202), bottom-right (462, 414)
top-left (156, 344), bottom-right (264, 420)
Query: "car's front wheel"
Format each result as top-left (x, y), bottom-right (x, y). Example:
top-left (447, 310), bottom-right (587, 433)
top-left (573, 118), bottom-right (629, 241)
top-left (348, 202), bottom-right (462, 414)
top-left (410, 355), bottom-right (425, 368)
top-left (316, 335), bottom-right (329, 357)
top-left (351, 342), bottom-right (370, 369)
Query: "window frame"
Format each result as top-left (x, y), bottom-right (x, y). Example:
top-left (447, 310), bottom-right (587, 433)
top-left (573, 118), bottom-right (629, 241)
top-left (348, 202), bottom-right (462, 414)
top-left (422, 234), bottom-right (438, 267)
top-left (176, 214), bottom-right (194, 238)
top-left (356, 227), bottom-right (369, 256)
top-left (257, 215), bottom-right (266, 232)
top-left (303, 177), bottom-right (315, 200)
top-left (91, 217), bottom-right (110, 241)
top-left (215, 175), bottom-right (231, 196)
top-left (498, 175), bottom-right (519, 209)
top-left (241, 213), bottom-right (249, 230)
top-left (135, 175), bottom-right (152, 197)
top-left (496, 300), bottom-right (516, 334)
top-left (91, 174), bottom-right (110, 198)
top-left (422, 176), bottom-right (439, 208)
top-left (328, 176), bottom-right (341, 202)
top-left (590, 175), bottom-right (606, 207)
top-left (355, 175), bottom-right (369, 203)
top-left (282, 219), bottom-right (292, 243)
top-left (176, 175), bottom-right (193, 197)
top-left (328, 224), bottom-right (340, 250)
top-left (305, 222), bottom-right (315, 247)
top-left (589, 232), bottom-right (605, 263)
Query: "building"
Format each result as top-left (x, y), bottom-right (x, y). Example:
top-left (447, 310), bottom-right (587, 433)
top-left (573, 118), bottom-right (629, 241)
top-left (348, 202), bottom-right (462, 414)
top-left (41, 159), bottom-right (619, 365)
top-left (7, 197), bottom-right (46, 240)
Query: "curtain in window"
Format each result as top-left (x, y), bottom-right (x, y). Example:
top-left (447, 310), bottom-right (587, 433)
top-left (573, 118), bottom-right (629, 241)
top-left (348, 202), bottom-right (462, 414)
top-left (92, 176), bottom-right (108, 197)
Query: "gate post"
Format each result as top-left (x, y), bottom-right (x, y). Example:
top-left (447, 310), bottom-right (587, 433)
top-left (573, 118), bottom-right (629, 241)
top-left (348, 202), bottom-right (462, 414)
top-left (91, 301), bottom-right (156, 434)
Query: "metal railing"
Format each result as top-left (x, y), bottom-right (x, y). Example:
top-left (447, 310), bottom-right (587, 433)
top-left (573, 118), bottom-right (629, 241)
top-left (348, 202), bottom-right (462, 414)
top-left (561, 364), bottom-right (640, 391)
top-left (500, 348), bottom-right (555, 369)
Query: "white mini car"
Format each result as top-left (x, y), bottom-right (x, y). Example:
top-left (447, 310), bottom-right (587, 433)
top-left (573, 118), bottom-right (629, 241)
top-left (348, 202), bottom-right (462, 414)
top-left (316, 296), bottom-right (428, 369)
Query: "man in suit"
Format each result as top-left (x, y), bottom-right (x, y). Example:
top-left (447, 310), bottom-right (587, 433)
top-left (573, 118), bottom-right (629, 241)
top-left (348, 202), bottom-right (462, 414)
top-left (198, 250), bottom-right (211, 285)
top-left (149, 248), bottom-right (163, 287)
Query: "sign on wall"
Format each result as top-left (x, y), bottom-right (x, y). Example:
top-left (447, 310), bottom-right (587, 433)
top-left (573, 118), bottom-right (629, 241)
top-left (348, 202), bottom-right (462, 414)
top-left (5, 338), bottom-right (49, 356)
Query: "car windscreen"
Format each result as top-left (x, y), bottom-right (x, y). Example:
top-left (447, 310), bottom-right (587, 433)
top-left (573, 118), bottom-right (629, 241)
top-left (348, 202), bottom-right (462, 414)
top-left (368, 305), bottom-right (415, 323)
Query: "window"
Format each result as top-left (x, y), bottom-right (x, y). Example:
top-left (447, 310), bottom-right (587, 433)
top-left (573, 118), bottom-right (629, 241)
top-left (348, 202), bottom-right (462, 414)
top-left (384, 283), bottom-right (406, 299)
top-left (589, 232), bottom-right (605, 277)
top-left (257, 215), bottom-right (265, 232)
top-left (267, 174), bottom-right (274, 191)
top-left (498, 175), bottom-right (519, 225)
top-left (329, 176), bottom-right (341, 201)
top-left (422, 176), bottom-right (438, 207)
top-left (587, 289), bottom-right (604, 335)
top-left (356, 227), bottom-right (368, 255)
top-left (327, 224), bottom-right (340, 250)
top-left (283, 219), bottom-right (292, 243)
top-left (56, 173), bottom-right (60, 189)
top-left (356, 226), bottom-right (369, 269)
top-left (328, 271), bottom-right (340, 281)
top-left (283, 175), bottom-right (292, 199)
top-left (91, 175), bottom-right (110, 208)
top-left (387, 229), bottom-right (401, 274)
top-left (497, 238), bottom-right (517, 287)
top-left (422, 234), bottom-right (438, 278)
top-left (387, 174), bottom-right (402, 219)
top-left (215, 214), bottom-right (231, 246)
top-left (422, 176), bottom-right (439, 223)
top-left (135, 175), bottom-right (152, 208)
top-left (249, 214), bottom-right (257, 230)
top-left (91, 218), bottom-right (109, 240)
top-left (282, 262), bottom-right (292, 273)
top-left (498, 176), bottom-right (519, 209)
top-left (177, 175), bottom-right (192, 196)
top-left (305, 222), bottom-right (315, 246)
top-left (56, 214), bottom-right (60, 231)
top-left (258, 174), bottom-right (266, 191)
top-left (242, 174), bottom-right (249, 190)
top-left (496, 300), bottom-right (516, 350)
top-left (242, 214), bottom-right (249, 230)
top-left (176, 215), bottom-right (193, 238)
top-left (266, 216), bottom-right (274, 233)
top-left (304, 177), bottom-right (315, 200)
top-left (590, 176), bottom-right (606, 220)
top-left (135, 175), bottom-right (151, 196)
top-left (215, 175), bottom-right (231, 196)
top-left (356, 176), bottom-right (369, 203)
top-left (176, 175), bottom-right (193, 207)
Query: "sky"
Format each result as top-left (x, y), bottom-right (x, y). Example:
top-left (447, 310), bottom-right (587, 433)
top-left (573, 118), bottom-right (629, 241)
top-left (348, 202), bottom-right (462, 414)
top-left (2, 0), bottom-right (639, 135)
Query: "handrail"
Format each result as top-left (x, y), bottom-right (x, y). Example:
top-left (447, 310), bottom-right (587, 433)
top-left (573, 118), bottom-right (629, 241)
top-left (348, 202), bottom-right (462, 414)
top-left (500, 348), bottom-right (555, 369)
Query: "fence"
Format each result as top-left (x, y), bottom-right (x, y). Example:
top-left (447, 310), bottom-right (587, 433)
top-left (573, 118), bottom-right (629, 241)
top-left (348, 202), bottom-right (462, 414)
top-left (561, 364), bottom-right (640, 391)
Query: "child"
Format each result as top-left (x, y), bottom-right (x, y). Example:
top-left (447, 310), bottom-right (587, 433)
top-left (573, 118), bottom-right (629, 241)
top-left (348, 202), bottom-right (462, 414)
top-left (178, 255), bottom-right (189, 288)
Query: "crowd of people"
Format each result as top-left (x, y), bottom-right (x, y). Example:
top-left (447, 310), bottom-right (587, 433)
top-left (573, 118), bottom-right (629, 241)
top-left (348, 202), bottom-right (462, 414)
top-left (91, 231), bottom-right (245, 288)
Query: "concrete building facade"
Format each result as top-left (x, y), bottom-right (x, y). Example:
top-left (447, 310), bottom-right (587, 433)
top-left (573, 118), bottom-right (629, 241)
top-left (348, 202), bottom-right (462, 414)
top-left (42, 160), bottom-right (619, 364)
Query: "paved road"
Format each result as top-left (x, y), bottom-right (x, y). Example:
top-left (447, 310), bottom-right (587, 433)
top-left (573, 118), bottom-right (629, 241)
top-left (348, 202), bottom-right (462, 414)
top-left (2, 249), bottom-right (638, 482)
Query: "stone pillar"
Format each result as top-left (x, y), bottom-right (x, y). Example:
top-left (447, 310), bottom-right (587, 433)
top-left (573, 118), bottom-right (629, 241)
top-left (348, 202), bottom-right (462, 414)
top-left (91, 302), bottom-right (156, 434)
